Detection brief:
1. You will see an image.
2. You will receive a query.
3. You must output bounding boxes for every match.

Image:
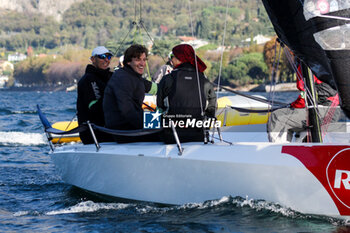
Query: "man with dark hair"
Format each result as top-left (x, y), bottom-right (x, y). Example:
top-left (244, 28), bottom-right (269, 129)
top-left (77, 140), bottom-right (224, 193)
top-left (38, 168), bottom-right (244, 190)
top-left (77, 46), bottom-right (114, 144)
top-left (103, 44), bottom-right (158, 143)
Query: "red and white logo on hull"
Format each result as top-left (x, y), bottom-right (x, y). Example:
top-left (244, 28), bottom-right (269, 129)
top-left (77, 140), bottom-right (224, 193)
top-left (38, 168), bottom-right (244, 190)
top-left (326, 149), bottom-right (350, 209)
top-left (282, 146), bottom-right (350, 215)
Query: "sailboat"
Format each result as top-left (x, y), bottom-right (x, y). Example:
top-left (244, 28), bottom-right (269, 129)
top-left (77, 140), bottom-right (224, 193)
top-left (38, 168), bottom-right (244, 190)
top-left (38, 0), bottom-right (350, 219)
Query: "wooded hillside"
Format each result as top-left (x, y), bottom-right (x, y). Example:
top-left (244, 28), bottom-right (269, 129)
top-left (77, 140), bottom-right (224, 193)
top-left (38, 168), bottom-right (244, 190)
top-left (4, 0), bottom-right (290, 89)
top-left (0, 0), bottom-right (273, 53)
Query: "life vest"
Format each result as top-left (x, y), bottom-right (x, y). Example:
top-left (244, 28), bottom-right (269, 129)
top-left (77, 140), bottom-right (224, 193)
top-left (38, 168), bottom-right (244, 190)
top-left (167, 67), bottom-right (206, 118)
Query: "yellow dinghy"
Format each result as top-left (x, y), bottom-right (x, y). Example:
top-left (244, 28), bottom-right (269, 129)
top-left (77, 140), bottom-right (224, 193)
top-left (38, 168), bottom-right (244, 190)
top-left (51, 121), bottom-right (81, 144)
top-left (216, 95), bottom-right (270, 126)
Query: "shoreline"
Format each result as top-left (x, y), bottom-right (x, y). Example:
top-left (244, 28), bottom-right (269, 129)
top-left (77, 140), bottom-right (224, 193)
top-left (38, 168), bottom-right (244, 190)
top-left (223, 83), bottom-right (298, 92)
top-left (1, 85), bottom-right (71, 92)
top-left (1, 83), bottom-right (298, 92)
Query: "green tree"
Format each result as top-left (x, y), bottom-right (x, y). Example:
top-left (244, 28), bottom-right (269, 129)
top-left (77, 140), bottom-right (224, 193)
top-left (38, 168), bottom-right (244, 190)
top-left (263, 37), bottom-right (293, 83)
top-left (197, 9), bottom-right (210, 39)
top-left (151, 39), bottom-right (179, 58)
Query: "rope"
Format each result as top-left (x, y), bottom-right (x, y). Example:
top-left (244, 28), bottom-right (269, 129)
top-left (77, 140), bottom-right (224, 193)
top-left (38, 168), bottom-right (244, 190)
top-left (188, 0), bottom-right (204, 117)
top-left (321, 94), bottom-right (339, 138)
top-left (93, 124), bottom-right (162, 137)
top-left (212, 83), bottom-right (288, 106)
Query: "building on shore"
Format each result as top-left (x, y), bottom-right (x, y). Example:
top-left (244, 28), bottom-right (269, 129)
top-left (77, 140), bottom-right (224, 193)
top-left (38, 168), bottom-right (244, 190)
top-left (8, 53), bottom-right (27, 62)
top-left (0, 75), bottom-right (9, 88)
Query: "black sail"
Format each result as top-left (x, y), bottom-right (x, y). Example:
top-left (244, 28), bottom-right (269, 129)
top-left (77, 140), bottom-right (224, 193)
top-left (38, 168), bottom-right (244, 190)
top-left (262, 0), bottom-right (350, 118)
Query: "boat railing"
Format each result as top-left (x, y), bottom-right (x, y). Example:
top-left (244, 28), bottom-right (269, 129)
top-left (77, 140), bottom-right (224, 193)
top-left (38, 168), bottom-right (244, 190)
top-left (169, 119), bottom-right (183, 155)
top-left (87, 121), bottom-right (100, 151)
top-left (38, 105), bottom-right (224, 155)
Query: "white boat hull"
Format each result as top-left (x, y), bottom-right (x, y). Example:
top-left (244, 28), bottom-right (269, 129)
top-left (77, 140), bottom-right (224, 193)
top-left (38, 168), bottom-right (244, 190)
top-left (50, 134), bottom-right (350, 218)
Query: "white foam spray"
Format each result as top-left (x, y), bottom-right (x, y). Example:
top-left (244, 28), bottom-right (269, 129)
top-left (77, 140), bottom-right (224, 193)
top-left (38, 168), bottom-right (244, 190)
top-left (0, 131), bottom-right (47, 146)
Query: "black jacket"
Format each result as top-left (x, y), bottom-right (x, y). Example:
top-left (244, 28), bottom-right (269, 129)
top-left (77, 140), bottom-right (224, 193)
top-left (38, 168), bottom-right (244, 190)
top-left (316, 81), bottom-right (338, 106)
top-left (77, 64), bottom-right (113, 143)
top-left (103, 65), bottom-right (152, 130)
top-left (157, 63), bottom-right (216, 118)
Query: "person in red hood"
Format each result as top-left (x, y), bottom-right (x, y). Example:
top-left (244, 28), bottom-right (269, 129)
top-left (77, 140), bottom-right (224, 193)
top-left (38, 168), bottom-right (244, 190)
top-left (157, 44), bottom-right (216, 143)
top-left (267, 60), bottom-right (340, 143)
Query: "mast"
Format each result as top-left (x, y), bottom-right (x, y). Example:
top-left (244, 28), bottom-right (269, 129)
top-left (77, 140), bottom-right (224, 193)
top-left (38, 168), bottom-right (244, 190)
top-left (301, 63), bottom-right (322, 143)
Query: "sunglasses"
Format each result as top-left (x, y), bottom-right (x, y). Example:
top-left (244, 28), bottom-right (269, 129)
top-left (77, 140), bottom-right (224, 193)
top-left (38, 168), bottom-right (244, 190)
top-left (96, 54), bottom-right (112, 60)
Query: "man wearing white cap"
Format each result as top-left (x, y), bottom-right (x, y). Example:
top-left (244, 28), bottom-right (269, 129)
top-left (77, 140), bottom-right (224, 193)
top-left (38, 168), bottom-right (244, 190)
top-left (77, 46), bottom-right (114, 144)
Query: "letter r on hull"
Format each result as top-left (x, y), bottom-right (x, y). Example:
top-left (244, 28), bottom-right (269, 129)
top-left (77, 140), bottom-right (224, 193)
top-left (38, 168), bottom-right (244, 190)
top-left (334, 170), bottom-right (350, 189)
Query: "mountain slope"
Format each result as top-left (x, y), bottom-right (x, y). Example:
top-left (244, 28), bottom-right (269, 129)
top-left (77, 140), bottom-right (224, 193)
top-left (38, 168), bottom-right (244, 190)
top-left (0, 0), bottom-right (84, 21)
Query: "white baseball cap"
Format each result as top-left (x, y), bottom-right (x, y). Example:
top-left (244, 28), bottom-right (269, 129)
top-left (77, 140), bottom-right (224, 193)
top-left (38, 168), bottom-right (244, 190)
top-left (91, 46), bottom-right (112, 56)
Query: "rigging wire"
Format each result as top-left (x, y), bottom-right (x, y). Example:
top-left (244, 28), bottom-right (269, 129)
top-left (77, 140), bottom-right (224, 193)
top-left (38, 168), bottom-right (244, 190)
top-left (115, 0), bottom-right (167, 66)
top-left (139, 0), bottom-right (142, 22)
top-left (188, 0), bottom-right (204, 117)
top-left (114, 23), bottom-right (136, 57)
top-left (211, 0), bottom-right (230, 141)
top-left (135, 0), bottom-right (168, 66)
top-left (267, 39), bottom-right (277, 109)
top-left (267, 38), bottom-right (282, 113)
top-left (215, 0), bottom-right (230, 105)
top-left (134, 0), bottom-right (137, 23)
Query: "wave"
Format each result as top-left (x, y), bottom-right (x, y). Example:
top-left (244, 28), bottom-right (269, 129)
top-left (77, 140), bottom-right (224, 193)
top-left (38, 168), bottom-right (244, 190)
top-left (0, 108), bottom-right (12, 115)
top-left (129, 196), bottom-right (299, 217)
top-left (0, 108), bottom-right (37, 115)
top-left (28, 196), bottom-right (345, 225)
top-left (11, 110), bottom-right (38, 115)
top-left (0, 131), bottom-right (47, 146)
top-left (136, 196), bottom-right (348, 226)
top-left (45, 201), bottom-right (132, 215)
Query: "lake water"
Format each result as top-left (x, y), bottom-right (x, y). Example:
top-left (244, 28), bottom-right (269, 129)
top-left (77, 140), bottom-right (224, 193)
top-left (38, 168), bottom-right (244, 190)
top-left (1, 90), bottom-right (349, 232)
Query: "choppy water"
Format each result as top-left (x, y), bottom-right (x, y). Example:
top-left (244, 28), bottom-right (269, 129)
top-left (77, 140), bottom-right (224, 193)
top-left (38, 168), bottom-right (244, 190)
top-left (1, 90), bottom-right (349, 232)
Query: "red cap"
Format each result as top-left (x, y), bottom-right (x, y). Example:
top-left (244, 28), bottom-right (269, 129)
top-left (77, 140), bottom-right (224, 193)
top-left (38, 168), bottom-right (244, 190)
top-left (172, 44), bottom-right (207, 72)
